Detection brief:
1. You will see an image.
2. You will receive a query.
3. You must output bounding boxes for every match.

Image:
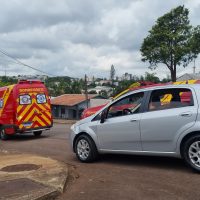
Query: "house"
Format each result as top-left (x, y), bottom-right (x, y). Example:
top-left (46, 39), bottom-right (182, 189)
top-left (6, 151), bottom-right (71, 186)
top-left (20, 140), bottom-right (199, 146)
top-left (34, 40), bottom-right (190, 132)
top-left (98, 80), bottom-right (112, 86)
top-left (177, 72), bottom-right (200, 81)
top-left (51, 94), bottom-right (107, 120)
top-left (88, 86), bottom-right (113, 95)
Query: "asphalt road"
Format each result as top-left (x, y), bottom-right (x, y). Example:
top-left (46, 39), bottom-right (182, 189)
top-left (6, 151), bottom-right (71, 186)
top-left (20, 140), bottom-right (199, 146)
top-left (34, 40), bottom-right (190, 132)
top-left (1, 124), bottom-right (200, 200)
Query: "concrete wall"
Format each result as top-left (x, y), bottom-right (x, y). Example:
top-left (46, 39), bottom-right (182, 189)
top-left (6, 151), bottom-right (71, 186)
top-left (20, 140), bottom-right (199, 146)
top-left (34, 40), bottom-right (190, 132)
top-left (52, 100), bottom-right (90, 120)
top-left (52, 105), bottom-right (78, 119)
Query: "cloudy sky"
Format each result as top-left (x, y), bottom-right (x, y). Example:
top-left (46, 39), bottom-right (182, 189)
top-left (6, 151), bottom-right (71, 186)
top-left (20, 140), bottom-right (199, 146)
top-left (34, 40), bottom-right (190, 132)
top-left (0, 0), bottom-right (200, 79)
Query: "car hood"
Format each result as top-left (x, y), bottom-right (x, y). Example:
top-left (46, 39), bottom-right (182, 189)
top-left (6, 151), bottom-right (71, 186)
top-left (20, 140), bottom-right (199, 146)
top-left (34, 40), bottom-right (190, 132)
top-left (75, 115), bottom-right (94, 126)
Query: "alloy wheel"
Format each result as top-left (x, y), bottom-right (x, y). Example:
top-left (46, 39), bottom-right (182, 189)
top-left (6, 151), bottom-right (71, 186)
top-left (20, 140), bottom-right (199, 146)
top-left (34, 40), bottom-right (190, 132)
top-left (77, 139), bottom-right (90, 160)
top-left (188, 141), bottom-right (200, 168)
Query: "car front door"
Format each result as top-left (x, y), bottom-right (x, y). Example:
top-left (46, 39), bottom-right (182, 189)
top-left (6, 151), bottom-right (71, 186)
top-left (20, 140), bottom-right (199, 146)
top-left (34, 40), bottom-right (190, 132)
top-left (140, 87), bottom-right (198, 152)
top-left (96, 92), bottom-right (145, 151)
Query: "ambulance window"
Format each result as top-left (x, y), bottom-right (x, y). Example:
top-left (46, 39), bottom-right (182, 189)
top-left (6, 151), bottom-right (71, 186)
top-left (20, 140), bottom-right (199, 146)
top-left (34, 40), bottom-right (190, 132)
top-left (19, 95), bottom-right (32, 105)
top-left (36, 94), bottom-right (47, 104)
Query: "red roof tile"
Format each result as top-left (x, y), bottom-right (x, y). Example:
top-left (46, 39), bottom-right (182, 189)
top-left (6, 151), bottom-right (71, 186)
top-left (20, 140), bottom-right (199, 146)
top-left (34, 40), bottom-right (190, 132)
top-left (50, 94), bottom-right (97, 106)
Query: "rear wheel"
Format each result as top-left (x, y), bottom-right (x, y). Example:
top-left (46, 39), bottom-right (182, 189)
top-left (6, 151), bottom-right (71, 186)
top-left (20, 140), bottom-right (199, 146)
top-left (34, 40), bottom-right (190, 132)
top-left (0, 128), bottom-right (9, 140)
top-left (182, 135), bottom-right (200, 172)
top-left (75, 135), bottom-right (98, 162)
top-left (33, 131), bottom-right (42, 137)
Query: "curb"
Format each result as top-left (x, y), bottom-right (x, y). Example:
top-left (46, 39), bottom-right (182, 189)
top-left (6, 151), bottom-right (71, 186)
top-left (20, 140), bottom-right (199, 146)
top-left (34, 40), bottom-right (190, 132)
top-left (35, 190), bottom-right (60, 200)
top-left (9, 188), bottom-right (60, 200)
top-left (53, 119), bottom-right (77, 124)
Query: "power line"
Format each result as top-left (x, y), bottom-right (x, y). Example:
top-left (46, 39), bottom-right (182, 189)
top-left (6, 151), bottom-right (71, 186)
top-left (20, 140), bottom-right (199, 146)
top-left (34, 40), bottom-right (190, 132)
top-left (0, 48), bottom-right (55, 76)
top-left (0, 53), bottom-right (19, 65)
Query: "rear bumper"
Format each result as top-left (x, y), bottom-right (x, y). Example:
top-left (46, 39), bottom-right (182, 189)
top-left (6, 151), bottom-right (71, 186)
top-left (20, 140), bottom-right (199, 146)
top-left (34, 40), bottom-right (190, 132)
top-left (2, 124), bottom-right (18, 135)
top-left (17, 125), bottom-right (53, 133)
top-left (2, 124), bottom-right (53, 135)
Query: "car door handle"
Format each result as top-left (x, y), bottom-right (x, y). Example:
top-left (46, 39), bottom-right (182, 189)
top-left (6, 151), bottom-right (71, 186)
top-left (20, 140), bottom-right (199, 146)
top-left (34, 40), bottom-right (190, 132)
top-left (130, 119), bottom-right (138, 122)
top-left (179, 112), bottom-right (192, 117)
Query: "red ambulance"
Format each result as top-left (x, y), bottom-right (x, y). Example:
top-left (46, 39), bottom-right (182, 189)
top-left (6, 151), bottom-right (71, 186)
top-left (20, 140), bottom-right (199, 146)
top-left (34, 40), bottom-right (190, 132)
top-left (0, 80), bottom-right (53, 140)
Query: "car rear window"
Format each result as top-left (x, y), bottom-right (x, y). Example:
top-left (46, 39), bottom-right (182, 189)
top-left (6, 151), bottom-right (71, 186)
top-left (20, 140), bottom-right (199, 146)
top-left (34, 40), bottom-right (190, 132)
top-left (148, 88), bottom-right (193, 111)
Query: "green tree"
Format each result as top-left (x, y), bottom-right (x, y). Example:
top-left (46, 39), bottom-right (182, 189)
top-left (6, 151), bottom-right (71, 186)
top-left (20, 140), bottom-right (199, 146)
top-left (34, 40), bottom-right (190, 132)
top-left (112, 80), bottom-right (135, 96)
top-left (140, 75), bottom-right (144, 81)
top-left (161, 75), bottom-right (171, 83)
top-left (0, 76), bottom-right (17, 86)
top-left (144, 72), bottom-right (160, 83)
top-left (71, 80), bottom-right (82, 93)
top-left (141, 6), bottom-right (200, 82)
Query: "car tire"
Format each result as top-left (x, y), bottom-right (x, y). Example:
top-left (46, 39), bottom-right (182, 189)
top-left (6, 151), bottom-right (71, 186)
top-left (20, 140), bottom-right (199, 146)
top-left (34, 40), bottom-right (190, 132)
top-left (0, 128), bottom-right (9, 140)
top-left (182, 135), bottom-right (200, 172)
top-left (75, 135), bottom-right (98, 163)
top-left (33, 131), bottom-right (42, 137)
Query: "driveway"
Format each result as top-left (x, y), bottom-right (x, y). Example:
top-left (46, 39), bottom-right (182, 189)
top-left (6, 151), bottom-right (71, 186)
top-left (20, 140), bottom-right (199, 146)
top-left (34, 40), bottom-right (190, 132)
top-left (1, 124), bottom-right (200, 200)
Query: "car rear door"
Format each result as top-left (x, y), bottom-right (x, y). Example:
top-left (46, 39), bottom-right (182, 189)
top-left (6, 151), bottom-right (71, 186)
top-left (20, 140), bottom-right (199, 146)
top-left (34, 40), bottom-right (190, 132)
top-left (140, 87), bottom-right (198, 152)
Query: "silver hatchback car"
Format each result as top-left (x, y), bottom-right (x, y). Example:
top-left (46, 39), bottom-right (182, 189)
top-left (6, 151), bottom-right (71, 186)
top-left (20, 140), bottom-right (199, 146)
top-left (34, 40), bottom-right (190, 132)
top-left (70, 84), bottom-right (200, 172)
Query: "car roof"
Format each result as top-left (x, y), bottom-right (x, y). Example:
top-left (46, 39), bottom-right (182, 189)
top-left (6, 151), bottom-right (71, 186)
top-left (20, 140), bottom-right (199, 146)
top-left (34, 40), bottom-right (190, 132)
top-left (136, 84), bottom-right (199, 92)
top-left (116, 84), bottom-right (199, 101)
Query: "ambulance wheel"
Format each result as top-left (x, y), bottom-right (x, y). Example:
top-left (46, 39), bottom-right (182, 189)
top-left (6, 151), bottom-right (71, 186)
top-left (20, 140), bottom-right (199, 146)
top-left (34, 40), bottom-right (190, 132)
top-left (33, 131), bottom-right (42, 137)
top-left (0, 128), bottom-right (9, 140)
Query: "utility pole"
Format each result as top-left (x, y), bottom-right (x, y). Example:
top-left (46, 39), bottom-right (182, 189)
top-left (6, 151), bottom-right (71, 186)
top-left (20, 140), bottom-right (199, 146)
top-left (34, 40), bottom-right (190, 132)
top-left (84, 74), bottom-right (89, 108)
top-left (193, 59), bottom-right (196, 74)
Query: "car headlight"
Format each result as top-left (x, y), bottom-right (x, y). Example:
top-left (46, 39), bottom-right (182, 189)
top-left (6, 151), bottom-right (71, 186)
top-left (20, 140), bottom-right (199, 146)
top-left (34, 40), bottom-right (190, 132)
top-left (71, 124), bottom-right (75, 130)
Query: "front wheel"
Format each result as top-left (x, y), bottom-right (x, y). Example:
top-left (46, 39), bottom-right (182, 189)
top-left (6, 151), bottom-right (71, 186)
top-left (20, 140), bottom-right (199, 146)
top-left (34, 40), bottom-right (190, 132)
top-left (75, 135), bottom-right (98, 162)
top-left (33, 131), bottom-right (42, 137)
top-left (0, 128), bottom-right (9, 140)
top-left (182, 135), bottom-right (200, 172)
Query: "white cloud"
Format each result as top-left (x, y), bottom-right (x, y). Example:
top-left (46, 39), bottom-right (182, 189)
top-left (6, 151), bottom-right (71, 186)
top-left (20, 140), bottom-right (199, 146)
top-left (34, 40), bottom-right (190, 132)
top-left (0, 0), bottom-right (199, 79)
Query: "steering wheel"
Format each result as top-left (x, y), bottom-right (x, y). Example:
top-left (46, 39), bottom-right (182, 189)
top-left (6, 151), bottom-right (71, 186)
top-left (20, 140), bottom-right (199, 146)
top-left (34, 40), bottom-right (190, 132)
top-left (123, 108), bottom-right (132, 115)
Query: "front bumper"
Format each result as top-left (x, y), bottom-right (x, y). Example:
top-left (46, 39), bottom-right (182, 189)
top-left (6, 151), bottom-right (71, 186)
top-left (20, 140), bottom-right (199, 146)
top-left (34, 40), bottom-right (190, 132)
top-left (70, 124), bottom-right (78, 152)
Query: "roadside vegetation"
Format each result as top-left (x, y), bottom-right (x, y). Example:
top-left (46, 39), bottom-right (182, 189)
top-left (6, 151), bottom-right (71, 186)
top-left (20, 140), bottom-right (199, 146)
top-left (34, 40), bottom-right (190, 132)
top-left (0, 72), bottom-right (170, 98)
top-left (0, 76), bottom-right (17, 87)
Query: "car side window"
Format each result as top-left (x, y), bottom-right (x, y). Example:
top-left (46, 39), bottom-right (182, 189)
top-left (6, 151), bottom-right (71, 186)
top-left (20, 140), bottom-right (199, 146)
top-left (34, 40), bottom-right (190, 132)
top-left (148, 88), bottom-right (194, 111)
top-left (107, 92), bottom-right (144, 119)
top-left (92, 112), bottom-right (102, 121)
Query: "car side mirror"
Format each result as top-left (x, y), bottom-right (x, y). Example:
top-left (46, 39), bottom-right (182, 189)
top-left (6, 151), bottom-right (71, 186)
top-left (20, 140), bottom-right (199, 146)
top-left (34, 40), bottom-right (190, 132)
top-left (100, 110), bottom-right (107, 123)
